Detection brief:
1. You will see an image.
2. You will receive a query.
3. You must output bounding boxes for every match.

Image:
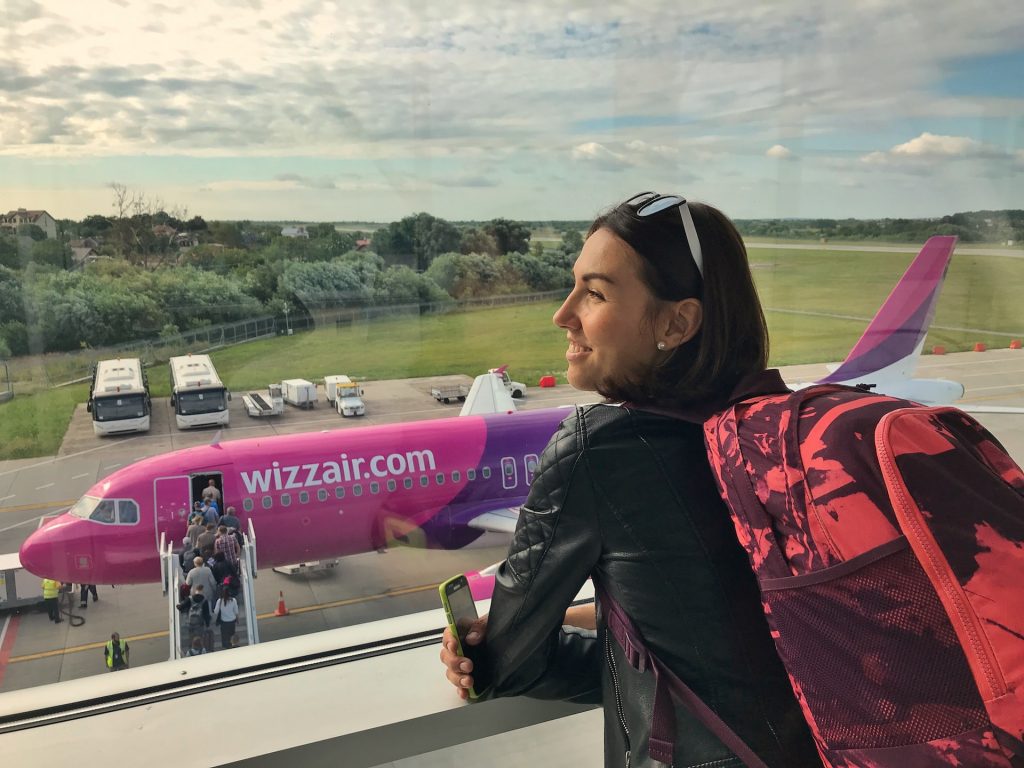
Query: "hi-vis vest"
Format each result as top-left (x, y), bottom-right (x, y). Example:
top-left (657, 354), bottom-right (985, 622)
top-left (42, 579), bottom-right (61, 599)
top-left (105, 639), bottom-right (128, 669)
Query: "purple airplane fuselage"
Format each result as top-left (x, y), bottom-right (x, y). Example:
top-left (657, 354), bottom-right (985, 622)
top-left (19, 408), bottom-right (569, 585)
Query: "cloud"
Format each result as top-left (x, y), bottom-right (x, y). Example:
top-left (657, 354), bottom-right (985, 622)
top-left (860, 132), bottom-right (1021, 170)
top-left (766, 144), bottom-right (794, 159)
top-left (273, 173), bottom-right (337, 190)
top-left (890, 132), bottom-right (1003, 158)
top-left (571, 142), bottom-right (632, 171)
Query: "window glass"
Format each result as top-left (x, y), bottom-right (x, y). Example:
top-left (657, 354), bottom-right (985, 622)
top-left (117, 500), bottom-right (139, 524)
top-left (89, 500), bottom-right (116, 524)
top-left (2, 4), bottom-right (1020, 705)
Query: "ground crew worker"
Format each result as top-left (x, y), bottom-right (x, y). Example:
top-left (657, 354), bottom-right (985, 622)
top-left (105, 632), bottom-right (130, 671)
top-left (42, 577), bottom-right (63, 623)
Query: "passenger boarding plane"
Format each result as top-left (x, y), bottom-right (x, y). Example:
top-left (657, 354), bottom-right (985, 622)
top-left (18, 236), bottom-right (1002, 586)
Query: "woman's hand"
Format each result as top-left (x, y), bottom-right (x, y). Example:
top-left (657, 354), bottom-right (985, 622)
top-left (440, 615), bottom-right (488, 700)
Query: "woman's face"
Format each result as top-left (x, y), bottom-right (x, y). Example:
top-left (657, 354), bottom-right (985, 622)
top-left (553, 227), bottom-right (665, 393)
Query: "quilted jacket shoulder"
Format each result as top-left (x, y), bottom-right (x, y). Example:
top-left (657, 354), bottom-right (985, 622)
top-left (477, 404), bottom-right (819, 767)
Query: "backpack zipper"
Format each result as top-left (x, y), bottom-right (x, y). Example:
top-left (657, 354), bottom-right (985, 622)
top-left (606, 629), bottom-right (632, 766)
top-left (875, 408), bottom-right (1006, 700)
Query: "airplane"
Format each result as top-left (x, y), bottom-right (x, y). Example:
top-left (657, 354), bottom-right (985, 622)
top-left (787, 235), bottom-right (962, 403)
top-left (18, 236), bottom-right (1014, 586)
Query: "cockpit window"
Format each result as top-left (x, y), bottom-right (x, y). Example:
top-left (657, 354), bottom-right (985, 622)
top-left (118, 500), bottom-right (139, 524)
top-left (67, 496), bottom-right (101, 520)
top-left (68, 496), bottom-right (139, 525)
top-left (90, 500), bottom-right (116, 523)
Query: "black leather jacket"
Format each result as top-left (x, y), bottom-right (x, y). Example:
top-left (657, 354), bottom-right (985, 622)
top-left (474, 402), bottom-right (821, 767)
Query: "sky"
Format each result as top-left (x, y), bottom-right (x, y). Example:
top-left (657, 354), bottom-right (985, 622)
top-left (1, 0), bottom-right (1023, 222)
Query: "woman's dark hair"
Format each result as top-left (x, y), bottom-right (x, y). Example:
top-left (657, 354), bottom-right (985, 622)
top-left (588, 196), bottom-right (769, 406)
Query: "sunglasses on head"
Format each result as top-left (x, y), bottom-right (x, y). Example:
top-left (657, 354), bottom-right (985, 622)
top-left (624, 191), bottom-right (704, 278)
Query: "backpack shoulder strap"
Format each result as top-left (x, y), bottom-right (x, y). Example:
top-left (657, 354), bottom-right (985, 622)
top-left (597, 584), bottom-right (769, 768)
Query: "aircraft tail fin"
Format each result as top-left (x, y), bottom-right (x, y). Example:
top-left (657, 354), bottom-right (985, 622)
top-left (819, 236), bottom-right (957, 385)
top-left (460, 372), bottom-right (517, 416)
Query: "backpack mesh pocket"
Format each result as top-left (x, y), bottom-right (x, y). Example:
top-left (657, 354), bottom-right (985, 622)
top-left (764, 545), bottom-right (988, 750)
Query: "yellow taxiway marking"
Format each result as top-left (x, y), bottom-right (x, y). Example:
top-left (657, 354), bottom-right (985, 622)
top-left (0, 499), bottom-right (77, 515)
top-left (6, 582), bottom-right (440, 664)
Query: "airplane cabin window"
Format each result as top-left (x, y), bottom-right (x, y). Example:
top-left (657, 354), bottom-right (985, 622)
top-left (299, 491), bottom-right (310, 504)
top-left (261, 497), bottom-right (273, 510)
top-left (482, 468), bottom-right (492, 479)
top-left (353, 485), bottom-right (363, 497)
top-left (467, 469), bottom-right (477, 481)
top-left (403, 477), bottom-right (413, 490)
top-left (243, 498), bottom-right (254, 512)
top-left (420, 476), bottom-right (429, 487)
top-left (435, 473), bottom-right (445, 485)
top-left (280, 493), bottom-right (292, 507)
top-left (452, 471), bottom-right (461, 482)
top-left (317, 489), bottom-right (328, 501)
top-left (387, 479), bottom-right (397, 492)
top-left (370, 481), bottom-right (380, 494)
top-left (335, 487), bottom-right (345, 499)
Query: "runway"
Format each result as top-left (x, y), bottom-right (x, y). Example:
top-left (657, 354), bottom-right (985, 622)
top-left (1, 351), bottom-right (1022, 695)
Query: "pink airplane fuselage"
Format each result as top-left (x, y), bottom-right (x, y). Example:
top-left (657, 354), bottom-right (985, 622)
top-left (19, 408), bottom-right (569, 585)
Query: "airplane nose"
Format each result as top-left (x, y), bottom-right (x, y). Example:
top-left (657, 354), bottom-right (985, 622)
top-left (18, 515), bottom-right (93, 583)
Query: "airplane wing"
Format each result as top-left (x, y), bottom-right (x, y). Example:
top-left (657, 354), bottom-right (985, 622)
top-left (464, 506), bottom-right (520, 534)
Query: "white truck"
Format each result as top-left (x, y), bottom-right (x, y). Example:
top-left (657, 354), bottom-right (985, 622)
top-left (325, 374), bottom-right (366, 417)
top-left (242, 383), bottom-right (285, 417)
top-left (489, 366), bottom-right (527, 399)
top-left (281, 379), bottom-right (318, 409)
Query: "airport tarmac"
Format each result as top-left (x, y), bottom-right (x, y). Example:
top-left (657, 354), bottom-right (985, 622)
top-left (1, 351), bottom-right (1023, 695)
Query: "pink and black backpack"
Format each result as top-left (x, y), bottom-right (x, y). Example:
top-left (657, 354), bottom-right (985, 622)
top-left (702, 384), bottom-right (1024, 766)
top-left (602, 384), bottom-right (1024, 767)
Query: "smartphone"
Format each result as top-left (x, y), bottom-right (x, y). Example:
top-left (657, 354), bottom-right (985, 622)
top-left (438, 573), bottom-right (479, 699)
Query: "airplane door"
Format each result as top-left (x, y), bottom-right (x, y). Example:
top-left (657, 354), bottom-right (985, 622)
top-left (524, 454), bottom-right (539, 484)
top-left (154, 476), bottom-right (192, 550)
top-left (501, 456), bottom-right (518, 490)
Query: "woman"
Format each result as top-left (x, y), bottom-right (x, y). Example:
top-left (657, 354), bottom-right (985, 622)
top-left (440, 193), bottom-right (820, 767)
top-left (212, 586), bottom-right (239, 650)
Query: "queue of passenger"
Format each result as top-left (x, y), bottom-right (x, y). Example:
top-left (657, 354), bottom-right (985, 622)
top-left (176, 498), bottom-right (244, 653)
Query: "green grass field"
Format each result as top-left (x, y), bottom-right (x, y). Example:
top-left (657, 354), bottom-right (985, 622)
top-left (1, 245), bottom-right (1021, 460)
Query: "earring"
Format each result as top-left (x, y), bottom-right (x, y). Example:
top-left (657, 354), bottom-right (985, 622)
top-left (657, 341), bottom-right (667, 351)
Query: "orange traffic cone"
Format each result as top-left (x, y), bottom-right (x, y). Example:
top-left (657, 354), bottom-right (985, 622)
top-left (932, 345), bottom-right (946, 355)
top-left (1011, 339), bottom-right (1022, 350)
top-left (974, 342), bottom-right (987, 352)
top-left (275, 590), bottom-right (289, 616)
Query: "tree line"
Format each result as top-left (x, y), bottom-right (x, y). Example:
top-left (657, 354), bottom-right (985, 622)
top-left (0, 210), bottom-right (582, 359)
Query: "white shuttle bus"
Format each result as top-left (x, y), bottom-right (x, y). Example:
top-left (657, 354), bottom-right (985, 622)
top-left (168, 354), bottom-right (230, 429)
top-left (87, 358), bottom-right (152, 436)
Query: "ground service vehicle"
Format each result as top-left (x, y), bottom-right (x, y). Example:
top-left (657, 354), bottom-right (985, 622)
top-left (281, 379), bottom-right (318, 409)
top-left (326, 374), bottom-right (366, 417)
top-left (489, 366), bottom-right (526, 398)
top-left (431, 382), bottom-right (469, 403)
top-left (168, 354), bottom-right (230, 429)
top-left (242, 383), bottom-right (285, 417)
top-left (87, 358), bottom-right (152, 436)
